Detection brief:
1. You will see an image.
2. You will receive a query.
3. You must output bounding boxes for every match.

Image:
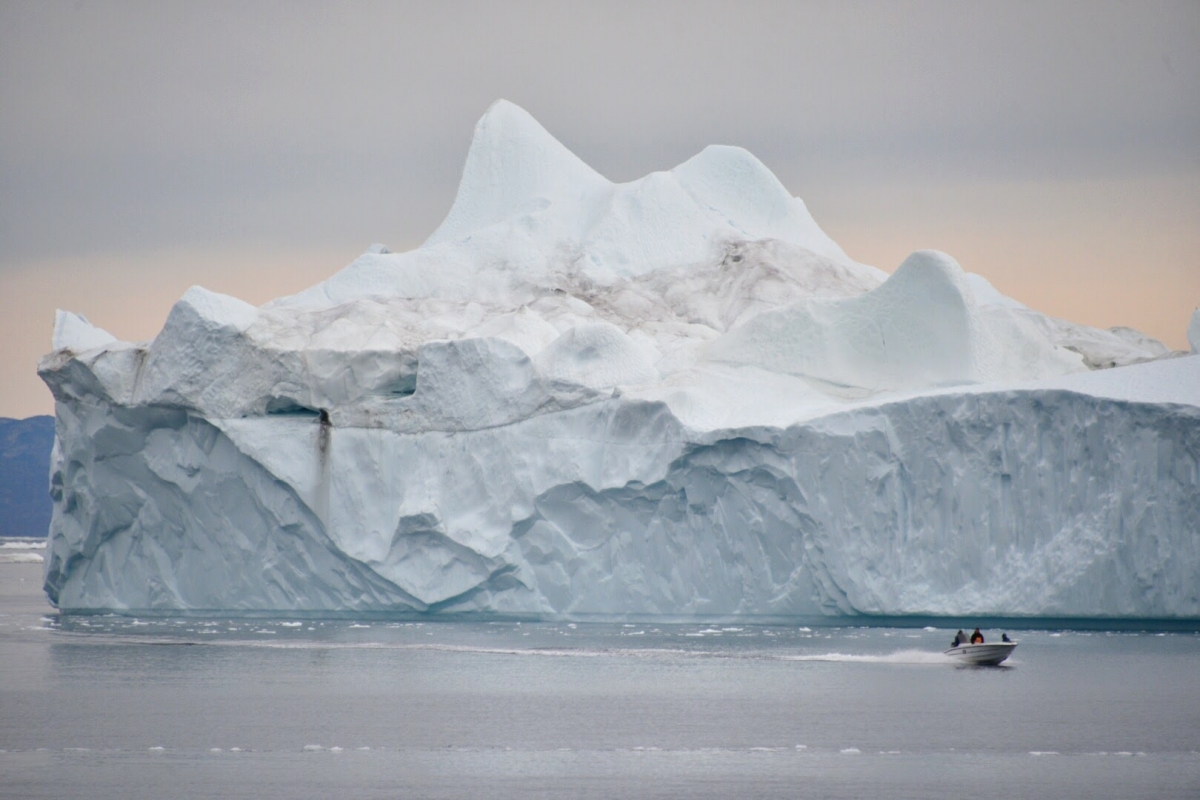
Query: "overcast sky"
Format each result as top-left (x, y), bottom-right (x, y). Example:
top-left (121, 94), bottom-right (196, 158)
top-left (2, 0), bottom-right (1198, 416)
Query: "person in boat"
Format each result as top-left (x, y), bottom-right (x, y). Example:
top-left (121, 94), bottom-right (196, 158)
top-left (952, 630), bottom-right (966, 647)
top-left (970, 628), bottom-right (984, 644)
top-left (1002, 633), bottom-right (1012, 643)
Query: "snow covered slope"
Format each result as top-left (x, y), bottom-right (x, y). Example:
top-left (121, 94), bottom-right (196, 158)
top-left (39, 101), bottom-right (1198, 618)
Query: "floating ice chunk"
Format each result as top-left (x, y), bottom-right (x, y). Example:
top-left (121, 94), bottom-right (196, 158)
top-left (0, 552), bottom-right (44, 564)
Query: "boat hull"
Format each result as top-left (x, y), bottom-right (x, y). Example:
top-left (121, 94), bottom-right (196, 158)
top-left (944, 642), bottom-right (1017, 666)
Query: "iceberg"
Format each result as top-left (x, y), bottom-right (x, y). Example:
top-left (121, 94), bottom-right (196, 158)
top-left (39, 101), bottom-right (1200, 618)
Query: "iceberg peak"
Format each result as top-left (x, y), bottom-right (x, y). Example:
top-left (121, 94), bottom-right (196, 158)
top-left (671, 145), bottom-right (848, 263)
top-left (51, 310), bottom-right (117, 354)
top-left (424, 99), bottom-right (609, 247)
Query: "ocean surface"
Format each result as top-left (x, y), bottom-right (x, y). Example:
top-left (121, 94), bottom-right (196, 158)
top-left (1, 557), bottom-right (1198, 799)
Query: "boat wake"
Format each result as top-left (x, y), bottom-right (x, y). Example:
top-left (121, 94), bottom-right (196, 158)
top-left (777, 649), bottom-right (952, 665)
top-left (43, 628), bottom-right (957, 666)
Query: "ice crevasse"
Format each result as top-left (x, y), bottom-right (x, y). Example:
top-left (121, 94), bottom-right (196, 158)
top-left (39, 100), bottom-right (1200, 618)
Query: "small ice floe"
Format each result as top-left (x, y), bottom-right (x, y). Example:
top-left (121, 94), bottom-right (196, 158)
top-left (229, 747), bottom-right (242, 752)
top-left (840, 748), bottom-right (861, 755)
top-left (279, 622), bottom-right (302, 628)
top-left (329, 746), bottom-right (343, 753)
top-left (0, 552), bottom-right (43, 563)
top-left (148, 746), bottom-right (165, 752)
top-left (923, 626), bottom-right (938, 631)
top-left (348, 624), bottom-right (370, 629)
top-left (794, 745), bottom-right (807, 751)
top-left (303, 745), bottom-right (323, 752)
top-left (1029, 751), bottom-right (1060, 756)
top-left (357, 746), bottom-right (371, 751)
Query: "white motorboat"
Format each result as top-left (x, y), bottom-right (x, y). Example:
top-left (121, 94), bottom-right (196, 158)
top-left (944, 641), bottom-right (1017, 666)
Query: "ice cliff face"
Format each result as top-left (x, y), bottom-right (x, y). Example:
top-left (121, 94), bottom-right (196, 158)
top-left (39, 101), bottom-right (1200, 618)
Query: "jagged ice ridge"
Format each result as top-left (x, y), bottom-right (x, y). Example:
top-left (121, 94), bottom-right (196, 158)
top-left (39, 101), bottom-right (1200, 618)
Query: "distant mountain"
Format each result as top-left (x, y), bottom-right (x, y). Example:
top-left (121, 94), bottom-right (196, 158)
top-left (0, 416), bottom-right (54, 537)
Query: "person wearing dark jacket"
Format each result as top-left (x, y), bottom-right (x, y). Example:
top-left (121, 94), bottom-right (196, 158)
top-left (970, 628), bottom-right (984, 644)
top-left (952, 630), bottom-right (967, 647)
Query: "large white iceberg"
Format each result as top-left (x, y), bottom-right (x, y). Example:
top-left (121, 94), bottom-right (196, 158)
top-left (39, 101), bottom-right (1200, 618)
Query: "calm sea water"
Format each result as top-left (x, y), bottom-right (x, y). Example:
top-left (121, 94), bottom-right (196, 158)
top-left (1, 560), bottom-right (1198, 799)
